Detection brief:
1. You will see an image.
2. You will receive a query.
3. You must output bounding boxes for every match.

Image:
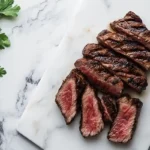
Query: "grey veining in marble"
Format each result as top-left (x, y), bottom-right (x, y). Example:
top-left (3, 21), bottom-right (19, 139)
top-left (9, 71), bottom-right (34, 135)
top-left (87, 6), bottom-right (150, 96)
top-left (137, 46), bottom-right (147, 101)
top-left (0, 0), bottom-right (80, 150)
top-left (17, 0), bottom-right (150, 150)
top-left (2, 0), bottom-right (150, 150)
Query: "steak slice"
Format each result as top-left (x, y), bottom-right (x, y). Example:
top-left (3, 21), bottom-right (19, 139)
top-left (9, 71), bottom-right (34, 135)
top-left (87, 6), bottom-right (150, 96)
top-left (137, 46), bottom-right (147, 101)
top-left (101, 95), bottom-right (117, 123)
top-left (74, 58), bottom-right (124, 97)
top-left (56, 69), bottom-right (86, 124)
top-left (80, 84), bottom-right (104, 137)
top-left (108, 95), bottom-right (143, 143)
top-left (110, 11), bottom-right (150, 50)
top-left (97, 30), bottom-right (150, 70)
top-left (83, 43), bottom-right (147, 92)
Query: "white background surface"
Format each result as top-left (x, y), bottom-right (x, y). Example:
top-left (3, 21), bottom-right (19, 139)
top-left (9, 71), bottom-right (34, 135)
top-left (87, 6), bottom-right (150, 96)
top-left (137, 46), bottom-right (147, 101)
top-left (0, 0), bottom-right (80, 150)
top-left (17, 0), bottom-right (150, 150)
top-left (1, 0), bottom-right (150, 150)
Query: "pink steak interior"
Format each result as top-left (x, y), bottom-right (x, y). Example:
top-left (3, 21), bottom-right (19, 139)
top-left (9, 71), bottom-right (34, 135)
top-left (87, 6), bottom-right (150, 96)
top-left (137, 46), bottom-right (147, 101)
top-left (57, 78), bottom-right (77, 123)
top-left (109, 102), bottom-right (136, 143)
top-left (81, 86), bottom-right (104, 136)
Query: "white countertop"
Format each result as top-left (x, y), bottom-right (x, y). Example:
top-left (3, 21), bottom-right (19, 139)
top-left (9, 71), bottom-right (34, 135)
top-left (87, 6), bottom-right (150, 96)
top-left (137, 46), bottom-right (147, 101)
top-left (0, 0), bottom-right (80, 149)
top-left (1, 0), bottom-right (150, 150)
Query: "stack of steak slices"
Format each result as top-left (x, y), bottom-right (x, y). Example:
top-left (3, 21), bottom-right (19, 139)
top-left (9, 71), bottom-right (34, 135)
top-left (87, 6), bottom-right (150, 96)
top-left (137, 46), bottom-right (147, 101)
top-left (83, 43), bottom-right (147, 92)
top-left (97, 30), bottom-right (150, 71)
top-left (55, 11), bottom-right (149, 143)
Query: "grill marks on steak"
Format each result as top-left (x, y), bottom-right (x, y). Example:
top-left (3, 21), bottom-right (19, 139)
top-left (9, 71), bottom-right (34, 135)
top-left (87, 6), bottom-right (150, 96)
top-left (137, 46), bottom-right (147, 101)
top-left (110, 11), bottom-right (150, 50)
top-left (74, 58), bottom-right (124, 97)
top-left (80, 84), bottom-right (104, 137)
top-left (56, 11), bottom-right (145, 141)
top-left (108, 95), bottom-right (143, 143)
top-left (101, 95), bottom-right (117, 123)
top-left (97, 30), bottom-right (150, 70)
top-left (56, 69), bottom-right (86, 124)
top-left (83, 43), bottom-right (147, 92)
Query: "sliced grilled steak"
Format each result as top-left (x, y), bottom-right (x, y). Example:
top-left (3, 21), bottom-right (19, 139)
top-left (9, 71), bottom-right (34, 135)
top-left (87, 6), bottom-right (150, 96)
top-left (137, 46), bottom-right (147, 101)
top-left (56, 69), bottom-right (86, 124)
top-left (101, 95), bottom-right (117, 123)
top-left (74, 58), bottom-right (124, 97)
top-left (97, 30), bottom-right (150, 70)
top-left (110, 11), bottom-right (150, 50)
top-left (108, 95), bottom-right (143, 143)
top-left (80, 84), bottom-right (104, 137)
top-left (83, 43), bottom-right (147, 92)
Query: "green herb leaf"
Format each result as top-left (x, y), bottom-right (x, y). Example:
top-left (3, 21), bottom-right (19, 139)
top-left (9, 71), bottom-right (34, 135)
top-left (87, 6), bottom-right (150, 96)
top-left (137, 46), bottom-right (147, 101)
top-left (0, 0), bottom-right (20, 17)
top-left (0, 67), bottom-right (6, 77)
top-left (0, 33), bottom-right (10, 49)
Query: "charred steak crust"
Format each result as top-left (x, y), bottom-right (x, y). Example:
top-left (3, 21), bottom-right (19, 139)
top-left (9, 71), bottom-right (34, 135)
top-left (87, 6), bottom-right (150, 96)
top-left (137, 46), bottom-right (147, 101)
top-left (110, 11), bottom-right (150, 50)
top-left (108, 94), bottom-right (143, 143)
top-left (97, 30), bottom-right (150, 70)
top-left (83, 43), bottom-right (147, 92)
top-left (100, 95), bottom-right (118, 123)
top-left (74, 58), bottom-right (124, 97)
top-left (55, 69), bottom-right (86, 124)
top-left (80, 84), bottom-right (104, 137)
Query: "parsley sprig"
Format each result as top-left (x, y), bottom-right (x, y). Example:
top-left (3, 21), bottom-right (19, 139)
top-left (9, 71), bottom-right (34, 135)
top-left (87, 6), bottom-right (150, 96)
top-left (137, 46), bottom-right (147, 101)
top-left (0, 0), bottom-right (20, 77)
top-left (0, 67), bottom-right (6, 77)
top-left (0, 0), bottom-right (20, 18)
top-left (0, 32), bottom-right (10, 49)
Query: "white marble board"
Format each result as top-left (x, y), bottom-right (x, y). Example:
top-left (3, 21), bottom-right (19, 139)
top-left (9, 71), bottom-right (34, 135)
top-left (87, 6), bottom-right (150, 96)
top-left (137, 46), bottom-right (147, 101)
top-left (17, 0), bottom-right (150, 150)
